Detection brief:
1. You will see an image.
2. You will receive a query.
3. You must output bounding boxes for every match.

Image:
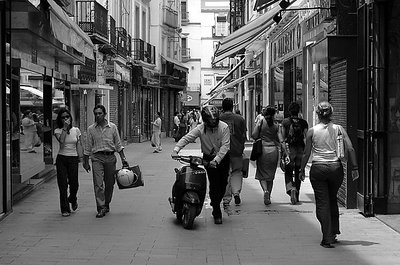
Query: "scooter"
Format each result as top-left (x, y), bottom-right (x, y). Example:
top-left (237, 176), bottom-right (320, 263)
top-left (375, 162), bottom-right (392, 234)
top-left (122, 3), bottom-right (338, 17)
top-left (168, 155), bottom-right (207, 229)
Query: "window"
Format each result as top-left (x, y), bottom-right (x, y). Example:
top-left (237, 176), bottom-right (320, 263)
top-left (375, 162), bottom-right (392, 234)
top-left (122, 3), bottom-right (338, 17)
top-left (215, 15), bottom-right (228, 36)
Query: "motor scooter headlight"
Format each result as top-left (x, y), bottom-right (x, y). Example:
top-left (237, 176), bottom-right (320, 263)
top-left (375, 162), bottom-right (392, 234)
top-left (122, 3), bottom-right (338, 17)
top-left (191, 157), bottom-right (203, 166)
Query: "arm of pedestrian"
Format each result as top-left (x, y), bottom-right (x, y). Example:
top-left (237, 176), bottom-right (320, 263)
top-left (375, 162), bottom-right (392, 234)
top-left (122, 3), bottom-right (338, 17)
top-left (83, 155), bottom-right (91, 173)
top-left (119, 150), bottom-right (129, 168)
top-left (299, 128), bottom-right (313, 181)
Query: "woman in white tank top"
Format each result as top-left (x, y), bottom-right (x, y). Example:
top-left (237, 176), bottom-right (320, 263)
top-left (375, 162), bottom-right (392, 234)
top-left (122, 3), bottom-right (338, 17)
top-left (299, 102), bottom-right (359, 248)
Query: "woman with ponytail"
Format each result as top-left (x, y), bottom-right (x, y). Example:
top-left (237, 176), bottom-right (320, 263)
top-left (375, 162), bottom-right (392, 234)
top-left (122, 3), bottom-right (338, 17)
top-left (251, 106), bottom-right (281, 205)
top-left (299, 101), bottom-right (359, 248)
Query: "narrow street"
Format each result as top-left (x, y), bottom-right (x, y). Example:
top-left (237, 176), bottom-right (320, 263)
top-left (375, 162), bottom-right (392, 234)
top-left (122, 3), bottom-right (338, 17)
top-left (0, 139), bottom-right (400, 265)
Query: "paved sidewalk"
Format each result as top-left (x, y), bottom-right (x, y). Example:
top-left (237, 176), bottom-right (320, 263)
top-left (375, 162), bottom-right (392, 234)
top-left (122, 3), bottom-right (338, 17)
top-left (0, 139), bottom-right (400, 265)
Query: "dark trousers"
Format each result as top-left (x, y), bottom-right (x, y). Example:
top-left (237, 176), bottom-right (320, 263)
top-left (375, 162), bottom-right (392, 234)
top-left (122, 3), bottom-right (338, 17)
top-left (310, 162), bottom-right (344, 243)
top-left (204, 154), bottom-right (230, 218)
top-left (284, 146), bottom-right (303, 196)
top-left (56, 155), bottom-right (79, 213)
top-left (91, 153), bottom-right (117, 212)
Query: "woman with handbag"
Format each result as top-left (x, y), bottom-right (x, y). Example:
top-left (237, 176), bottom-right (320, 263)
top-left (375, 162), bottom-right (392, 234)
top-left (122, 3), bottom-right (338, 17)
top-left (54, 108), bottom-right (84, 217)
top-left (299, 101), bottom-right (359, 248)
top-left (251, 106), bottom-right (280, 205)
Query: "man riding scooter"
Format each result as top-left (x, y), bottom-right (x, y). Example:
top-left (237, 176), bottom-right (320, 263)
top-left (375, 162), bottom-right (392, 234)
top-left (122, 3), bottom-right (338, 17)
top-left (171, 105), bottom-right (230, 225)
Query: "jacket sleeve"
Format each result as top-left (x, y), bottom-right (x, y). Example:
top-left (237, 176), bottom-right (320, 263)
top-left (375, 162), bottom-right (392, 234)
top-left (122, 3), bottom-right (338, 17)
top-left (214, 125), bottom-right (230, 164)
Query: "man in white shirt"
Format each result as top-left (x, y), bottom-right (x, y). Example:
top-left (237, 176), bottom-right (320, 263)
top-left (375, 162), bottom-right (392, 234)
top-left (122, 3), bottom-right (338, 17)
top-left (152, 112), bottom-right (162, 153)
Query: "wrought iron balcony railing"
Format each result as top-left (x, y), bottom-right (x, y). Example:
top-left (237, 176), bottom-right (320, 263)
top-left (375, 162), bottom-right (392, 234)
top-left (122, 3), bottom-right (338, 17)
top-left (182, 48), bottom-right (190, 61)
top-left (132, 38), bottom-right (156, 65)
top-left (116, 27), bottom-right (128, 57)
top-left (76, 0), bottom-right (108, 43)
top-left (181, 11), bottom-right (189, 24)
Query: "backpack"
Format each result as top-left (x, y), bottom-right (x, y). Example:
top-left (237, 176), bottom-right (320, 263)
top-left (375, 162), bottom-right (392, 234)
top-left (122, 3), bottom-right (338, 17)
top-left (286, 117), bottom-right (304, 145)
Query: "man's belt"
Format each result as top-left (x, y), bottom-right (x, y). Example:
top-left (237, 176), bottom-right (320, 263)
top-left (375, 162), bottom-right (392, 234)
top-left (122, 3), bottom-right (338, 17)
top-left (95, 151), bottom-right (115, 155)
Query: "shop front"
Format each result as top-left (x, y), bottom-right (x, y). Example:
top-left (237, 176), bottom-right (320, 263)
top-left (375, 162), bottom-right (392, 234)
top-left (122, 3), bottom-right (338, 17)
top-left (269, 16), bottom-right (304, 122)
top-left (160, 56), bottom-right (188, 137)
top-left (356, 1), bottom-right (400, 215)
top-left (1, 0), bottom-right (11, 217)
top-left (6, 0), bottom-right (93, 203)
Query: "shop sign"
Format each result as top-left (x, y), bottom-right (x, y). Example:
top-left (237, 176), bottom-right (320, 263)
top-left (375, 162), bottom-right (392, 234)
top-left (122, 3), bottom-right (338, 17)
top-left (120, 66), bottom-right (130, 83)
top-left (97, 53), bottom-right (106, 85)
top-left (209, 99), bottom-right (222, 106)
top-left (105, 61), bottom-right (122, 81)
top-left (143, 69), bottom-right (160, 87)
top-left (271, 22), bottom-right (301, 64)
top-left (182, 91), bottom-right (200, 107)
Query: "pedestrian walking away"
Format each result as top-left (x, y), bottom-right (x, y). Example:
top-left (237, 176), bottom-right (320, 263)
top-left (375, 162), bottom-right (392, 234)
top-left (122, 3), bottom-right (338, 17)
top-left (171, 105), bottom-right (230, 225)
top-left (54, 108), bottom-right (83, 217)
top-left (220, 98), bottom-right (247, 208)
top-left (251, 106), bottom-right (281, 206)
top-left (173, 111), bottom-right (180, 141)
top-left (299, 101), bottom-right (359, 248)
top-left (279, 101), bottom-right (308, 205)
top-left (152, 111), bottom-right (162, 153)
top-left (83, 104), bottom-right (129, 218)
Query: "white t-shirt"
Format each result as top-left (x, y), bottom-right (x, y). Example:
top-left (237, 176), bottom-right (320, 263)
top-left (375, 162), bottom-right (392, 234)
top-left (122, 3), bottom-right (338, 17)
top-left (54, 127), bottom-right (81, 156)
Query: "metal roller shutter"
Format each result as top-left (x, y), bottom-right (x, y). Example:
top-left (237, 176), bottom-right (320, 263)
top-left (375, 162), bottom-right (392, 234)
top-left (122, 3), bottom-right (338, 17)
top-left (329, 59), bottom-right (348, 206)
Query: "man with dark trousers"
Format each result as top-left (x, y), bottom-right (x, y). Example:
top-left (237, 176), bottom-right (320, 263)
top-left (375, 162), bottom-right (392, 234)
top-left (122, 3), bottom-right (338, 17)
top-left (279, 101), bottom-right (308, 205)
top-left (220, 98), bottom-right (247, 207)
top-left (171, 105), bottom-right (230, 224)
top-left (83, 104), bottom-right (129, 218)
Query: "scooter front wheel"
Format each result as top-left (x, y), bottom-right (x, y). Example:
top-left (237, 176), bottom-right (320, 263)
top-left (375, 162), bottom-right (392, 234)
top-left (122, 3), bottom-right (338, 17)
top-left (182, 203), bottom-right (197, 229)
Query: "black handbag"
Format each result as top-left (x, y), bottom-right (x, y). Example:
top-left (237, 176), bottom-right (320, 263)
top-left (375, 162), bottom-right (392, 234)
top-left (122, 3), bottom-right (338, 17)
top-left (115, 165), bottom-right (144, 190)
top-left (250, 120), bottom-right (263, 161)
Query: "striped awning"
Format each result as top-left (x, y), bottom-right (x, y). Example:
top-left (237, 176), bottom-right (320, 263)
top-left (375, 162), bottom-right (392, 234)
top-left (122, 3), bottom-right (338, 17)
top-left (213, 1), bottom-right (296, 63)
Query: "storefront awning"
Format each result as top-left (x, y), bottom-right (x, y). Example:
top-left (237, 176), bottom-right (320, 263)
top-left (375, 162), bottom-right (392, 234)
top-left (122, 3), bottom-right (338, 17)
top-left (213, 3), bottom-right (284, 63)
top-left (47, 0), bottom-right (94, 60)
top-left (161, 56), bottom-right (189, 72)
top-left (254, 0), bottom-right (280, 11)
top-left (71, 84), bottom-right (114, 90)
top-left (203, 69), bottom-right (261, 106)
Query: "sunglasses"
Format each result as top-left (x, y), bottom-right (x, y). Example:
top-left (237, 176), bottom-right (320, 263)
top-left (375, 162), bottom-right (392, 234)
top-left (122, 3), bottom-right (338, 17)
top-left (61, 115), bottom-right (70, 119)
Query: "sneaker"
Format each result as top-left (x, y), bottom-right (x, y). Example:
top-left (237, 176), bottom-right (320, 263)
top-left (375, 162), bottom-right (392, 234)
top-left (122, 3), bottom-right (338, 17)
top-left (62, 212), bottom-right (70, 217)
top-left (264, 191), bottom-right (271, 205)
top-left (290, 190), bottom-right (297, 205)
top-left (28, 150), bottom-right (37, 153)
top-left (71, 202), bottom-right (78, 211)
top-left (234, 195), bottom-right (241, 205)
top-left (96, 209), bottom-right (106, 218)
top-left (153, 150), bottom-right (159, 153)
top-left (104, 206), bottom-right (110, 213)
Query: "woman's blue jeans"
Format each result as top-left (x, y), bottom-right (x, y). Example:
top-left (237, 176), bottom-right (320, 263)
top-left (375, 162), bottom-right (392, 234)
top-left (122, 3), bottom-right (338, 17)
top-left (310, 161), bottom-right (344, 243)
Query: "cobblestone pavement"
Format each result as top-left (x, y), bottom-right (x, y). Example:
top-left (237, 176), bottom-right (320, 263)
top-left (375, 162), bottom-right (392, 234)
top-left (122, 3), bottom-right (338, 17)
top-left (1, 139), bottom-right (400, 265)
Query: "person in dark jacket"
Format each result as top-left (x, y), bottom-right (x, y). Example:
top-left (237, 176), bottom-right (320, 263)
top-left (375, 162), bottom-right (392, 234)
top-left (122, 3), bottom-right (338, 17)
top-left (220, 98), bottom-right (247, 207)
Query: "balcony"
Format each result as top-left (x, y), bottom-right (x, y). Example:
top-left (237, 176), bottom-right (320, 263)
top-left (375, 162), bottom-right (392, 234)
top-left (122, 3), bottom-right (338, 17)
top-left (212, 25), bottom-right (228, 38)
top-left (116, 27), bottom-right (128, 58)
top-left (76, 0), bottom-right (108, 44)
top-left (181, 11), bottom-right (189, 25)
top-left (132, 38), bottom-right (156, 65)
top-left (182, 48), bottom-right (190, 62)
top-left (162, 5), bottom-right (178, 28)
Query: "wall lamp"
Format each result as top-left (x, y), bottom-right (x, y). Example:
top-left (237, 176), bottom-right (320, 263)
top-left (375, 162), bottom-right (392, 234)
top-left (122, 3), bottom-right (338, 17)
top-left (273, 0), bottom-right (331, 24)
